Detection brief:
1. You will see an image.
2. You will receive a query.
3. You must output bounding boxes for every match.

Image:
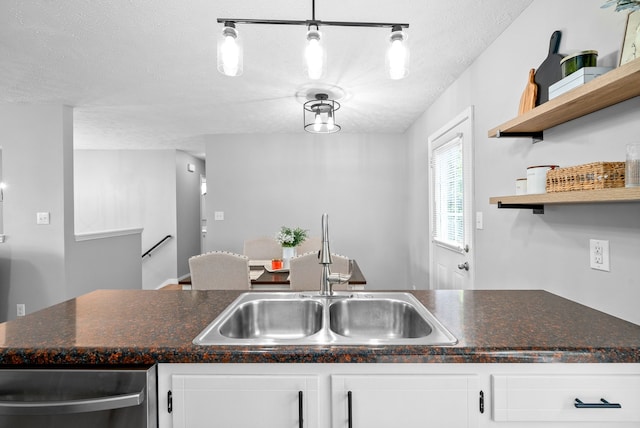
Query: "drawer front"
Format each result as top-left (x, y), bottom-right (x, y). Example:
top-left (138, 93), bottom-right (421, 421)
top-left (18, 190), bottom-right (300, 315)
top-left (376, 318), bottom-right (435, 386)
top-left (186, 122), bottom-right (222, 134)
top-left (492, 374), bottom-right (640, 422)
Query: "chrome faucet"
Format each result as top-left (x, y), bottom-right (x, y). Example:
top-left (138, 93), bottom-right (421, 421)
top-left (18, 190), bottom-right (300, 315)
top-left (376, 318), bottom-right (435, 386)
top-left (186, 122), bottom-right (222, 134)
top-left (319, 213), bottom-right (351, 296)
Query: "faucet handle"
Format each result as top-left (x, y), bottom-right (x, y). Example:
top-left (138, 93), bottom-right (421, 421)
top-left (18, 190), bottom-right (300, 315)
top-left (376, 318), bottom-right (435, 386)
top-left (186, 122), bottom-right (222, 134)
top-left (327, 260), bottom-right (353, 286)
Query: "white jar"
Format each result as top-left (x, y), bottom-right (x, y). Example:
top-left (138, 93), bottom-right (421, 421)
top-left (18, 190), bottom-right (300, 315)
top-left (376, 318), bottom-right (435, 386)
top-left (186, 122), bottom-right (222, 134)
top-left (526, 165), bottom-right (558, 194)
top-left (515, 178), bottom-right (527, 195)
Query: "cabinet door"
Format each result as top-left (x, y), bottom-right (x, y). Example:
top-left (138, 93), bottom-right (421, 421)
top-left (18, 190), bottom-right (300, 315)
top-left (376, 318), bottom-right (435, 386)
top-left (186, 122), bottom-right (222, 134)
top-left (492, 374), bottom-right (640, 423)
top-left (332, 374), bottom-right (478, 428)
top-left (170, 374), bottom-right (319, 428)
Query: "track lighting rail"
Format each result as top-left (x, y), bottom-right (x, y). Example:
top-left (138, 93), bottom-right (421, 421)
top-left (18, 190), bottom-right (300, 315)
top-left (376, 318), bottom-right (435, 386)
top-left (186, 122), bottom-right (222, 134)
top-left (216, 18), bottom-right (409, 29)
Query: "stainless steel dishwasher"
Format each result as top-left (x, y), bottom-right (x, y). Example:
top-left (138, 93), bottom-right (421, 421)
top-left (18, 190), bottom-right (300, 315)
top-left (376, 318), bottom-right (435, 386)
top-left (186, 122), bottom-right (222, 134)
top-left (0, 365), bottom-right (156, 428)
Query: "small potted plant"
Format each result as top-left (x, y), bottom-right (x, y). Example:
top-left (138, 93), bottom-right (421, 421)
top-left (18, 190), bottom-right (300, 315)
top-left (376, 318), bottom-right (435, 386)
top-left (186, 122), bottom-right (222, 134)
top-left (276, 226), bottom-right (308, 269)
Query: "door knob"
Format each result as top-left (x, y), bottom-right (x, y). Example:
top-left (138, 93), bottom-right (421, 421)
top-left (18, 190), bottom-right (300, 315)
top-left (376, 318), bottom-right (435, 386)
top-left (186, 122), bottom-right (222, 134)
top-left (457, 262), bottom-right (469, 271)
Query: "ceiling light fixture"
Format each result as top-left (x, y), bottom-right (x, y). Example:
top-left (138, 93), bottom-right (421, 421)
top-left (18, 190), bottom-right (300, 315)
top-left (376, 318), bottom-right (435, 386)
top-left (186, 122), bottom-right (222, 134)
top-left (303, 93), bottom-right (341, 134)
top-left (217, 0), bottom-right (409, 80)
top-left (304, 24), bottom-right (325, 80)
top-left (217, 22), bottom-right (243, 76)
top-left (387, 25), bottom-right (409, 80)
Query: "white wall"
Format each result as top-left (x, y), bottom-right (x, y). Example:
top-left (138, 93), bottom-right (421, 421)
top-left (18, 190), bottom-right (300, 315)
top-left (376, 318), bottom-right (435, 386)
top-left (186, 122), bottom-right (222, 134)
top-left (0, 105), bottom-right (70, 321)
top-left (0, 105), bottom-right (142, 322)
top-left (67, 230), bottom-right (142, 297)
top-left (205, 133), bottom-right (409, 289)
top-left (75, 150), bottom-right (176, 289)
top-left (407, 0), bottom-right (640, 324)
top-left (74, 149), bottom-right (204, 288)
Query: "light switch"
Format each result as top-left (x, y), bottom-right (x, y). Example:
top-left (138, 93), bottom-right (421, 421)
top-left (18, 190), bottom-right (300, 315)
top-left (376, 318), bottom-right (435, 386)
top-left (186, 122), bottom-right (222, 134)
top-left (36, 212), bottom-right (50, 225)
top-left (475, 212), bottom-right (483, 230)
top-left (214, 211), bottom-right (224, 221)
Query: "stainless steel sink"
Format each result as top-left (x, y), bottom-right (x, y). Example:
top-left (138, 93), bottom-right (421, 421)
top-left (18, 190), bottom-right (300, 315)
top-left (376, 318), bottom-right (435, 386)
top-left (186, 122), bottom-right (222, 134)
top-left (218, 299), bottom-right (323, 340)
top-left (329, 298), bottom-right (432, 339)
top-left (193, 292), bottom-right (457, 346)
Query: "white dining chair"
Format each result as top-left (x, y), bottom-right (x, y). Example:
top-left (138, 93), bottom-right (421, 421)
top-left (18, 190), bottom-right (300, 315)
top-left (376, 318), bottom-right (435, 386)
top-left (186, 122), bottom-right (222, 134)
top-left (188, 251), bottom-right (251, 290)
top-left (296, 236), bottom-right (322, 256)
top-left (289, 251), bottom-right (351, 291)
top-left (243, 237), bottom-right (282, 260)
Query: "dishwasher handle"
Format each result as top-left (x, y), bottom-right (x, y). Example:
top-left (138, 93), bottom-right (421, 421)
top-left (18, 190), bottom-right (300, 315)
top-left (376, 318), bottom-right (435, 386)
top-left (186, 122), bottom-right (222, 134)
top-left (0, 389), bottom-right (145, 415)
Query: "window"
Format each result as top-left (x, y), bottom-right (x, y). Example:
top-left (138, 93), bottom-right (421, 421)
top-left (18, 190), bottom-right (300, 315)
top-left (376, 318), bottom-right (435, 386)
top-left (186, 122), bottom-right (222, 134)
top-left (432, 134), bottom-right (464, 249)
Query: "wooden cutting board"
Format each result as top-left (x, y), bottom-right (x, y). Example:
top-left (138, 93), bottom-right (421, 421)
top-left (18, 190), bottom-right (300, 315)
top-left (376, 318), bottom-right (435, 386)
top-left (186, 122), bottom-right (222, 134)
top-left (534, 30), bottom-right (564, 105)
top-left (518, 69), bottom-right (537, 115)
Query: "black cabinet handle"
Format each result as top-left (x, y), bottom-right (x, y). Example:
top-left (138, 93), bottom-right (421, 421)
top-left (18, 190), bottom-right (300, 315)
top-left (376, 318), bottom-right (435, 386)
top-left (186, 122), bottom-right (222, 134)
top-left (574, 398), bottom-right (621, 409)
top-left (298, 391), bottom-right (304, 428)
top-left (347, 391), bottom-right (353, 428)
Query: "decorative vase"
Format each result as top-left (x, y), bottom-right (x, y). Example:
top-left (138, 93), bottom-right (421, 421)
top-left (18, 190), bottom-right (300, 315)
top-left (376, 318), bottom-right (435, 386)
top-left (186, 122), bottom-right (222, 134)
top-left (282, 246), bottom-right (297, 269)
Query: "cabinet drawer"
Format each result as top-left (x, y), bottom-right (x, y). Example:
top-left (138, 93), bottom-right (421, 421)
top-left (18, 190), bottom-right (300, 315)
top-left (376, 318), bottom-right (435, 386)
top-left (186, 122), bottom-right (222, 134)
top-left (492, 374), bottom-right (640, 422)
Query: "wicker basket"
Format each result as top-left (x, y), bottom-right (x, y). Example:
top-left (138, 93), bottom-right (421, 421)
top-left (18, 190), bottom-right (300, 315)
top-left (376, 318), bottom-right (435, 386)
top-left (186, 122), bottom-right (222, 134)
top-left (546, 162), bottom-right (625, 192)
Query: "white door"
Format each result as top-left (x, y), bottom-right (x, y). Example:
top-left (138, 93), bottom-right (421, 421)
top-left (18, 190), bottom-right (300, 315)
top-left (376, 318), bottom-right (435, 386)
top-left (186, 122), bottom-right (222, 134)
top-left (331, 374), bottom-right (478, 428)
top-left (428, 107), bottom-right (474, 290)
top-left (170, 374), bottom-right (319, 428)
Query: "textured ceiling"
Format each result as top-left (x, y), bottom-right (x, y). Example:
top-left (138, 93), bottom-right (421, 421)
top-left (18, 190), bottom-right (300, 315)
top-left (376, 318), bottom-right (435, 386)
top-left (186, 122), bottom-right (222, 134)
top-left (0, 0), bottom-right (533, 157)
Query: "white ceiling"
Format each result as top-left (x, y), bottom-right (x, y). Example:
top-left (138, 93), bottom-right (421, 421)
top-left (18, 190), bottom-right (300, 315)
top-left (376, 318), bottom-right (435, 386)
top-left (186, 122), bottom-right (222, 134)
top-left (0, 0), bottom-right (533, 157)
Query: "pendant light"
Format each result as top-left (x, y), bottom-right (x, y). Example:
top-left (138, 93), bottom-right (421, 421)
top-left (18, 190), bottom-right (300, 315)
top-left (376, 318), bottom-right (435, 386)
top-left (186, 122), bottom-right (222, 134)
top-left (217, 22), bottom-right (243, 77)
top-left (304, 93), bottom-right (341, 134)
top-left (217, 1), bottom-right (408, 79)
top-left (305, 25), bottom-right (326, 80)
top-left (386, 25), bottom-right (409, 80)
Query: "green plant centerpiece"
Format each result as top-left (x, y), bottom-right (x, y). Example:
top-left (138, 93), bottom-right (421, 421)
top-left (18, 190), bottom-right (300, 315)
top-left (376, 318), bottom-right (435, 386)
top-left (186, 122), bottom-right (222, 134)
top-left (601, 0), bottom-right (640, 11)
top-left (276, 226), bottom-right (308, 248)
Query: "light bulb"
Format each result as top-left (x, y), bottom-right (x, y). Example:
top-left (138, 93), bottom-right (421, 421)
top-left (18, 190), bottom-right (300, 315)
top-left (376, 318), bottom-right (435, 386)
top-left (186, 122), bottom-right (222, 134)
top-left (305, 28), bottom-right (325, 80)
top-left (327, 111), bottom-right (335, 131)
top-left (217, 23), bottom-right (243, 77)
top-left (221, 36), bottom-right (239, 75)
top-left (313, 113), bottom-right (323, 132)
top-left (386, 27), bottom-right (409, 80)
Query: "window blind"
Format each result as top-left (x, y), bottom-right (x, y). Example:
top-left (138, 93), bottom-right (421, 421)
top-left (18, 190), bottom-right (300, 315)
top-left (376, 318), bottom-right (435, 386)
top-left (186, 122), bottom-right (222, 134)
top-left (432, 135), bottom-right (464, 250)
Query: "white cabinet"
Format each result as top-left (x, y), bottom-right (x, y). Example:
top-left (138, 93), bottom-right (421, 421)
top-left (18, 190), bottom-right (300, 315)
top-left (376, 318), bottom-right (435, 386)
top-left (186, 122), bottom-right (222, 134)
top-left (492, 373), bottom-right (640, 424)
top-left (331, 374), bottom-right (478, 428)
top-left (170, 374), bottom-right (319, 428)
top-left (157, 363), bottom-right (640, 428)
top-left (158, 364), bottom-right (481, 428)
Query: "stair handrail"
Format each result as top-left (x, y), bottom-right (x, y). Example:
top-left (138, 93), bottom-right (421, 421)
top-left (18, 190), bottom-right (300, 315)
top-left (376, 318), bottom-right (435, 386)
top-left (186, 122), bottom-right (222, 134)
top-left (142, 234), bottom-right (173, 258)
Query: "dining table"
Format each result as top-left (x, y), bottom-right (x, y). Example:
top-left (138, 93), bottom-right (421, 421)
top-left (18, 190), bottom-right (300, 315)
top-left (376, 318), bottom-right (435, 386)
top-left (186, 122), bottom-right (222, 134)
top-left (249, 259), bottom-right (367, 290)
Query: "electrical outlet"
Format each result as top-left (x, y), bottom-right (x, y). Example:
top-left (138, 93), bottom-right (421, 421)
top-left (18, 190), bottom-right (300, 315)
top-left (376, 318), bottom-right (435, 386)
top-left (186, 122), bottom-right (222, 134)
top-left (16, 304), bottom-right (25, 317)
top-left (590, 239), bottom-right (610, 272)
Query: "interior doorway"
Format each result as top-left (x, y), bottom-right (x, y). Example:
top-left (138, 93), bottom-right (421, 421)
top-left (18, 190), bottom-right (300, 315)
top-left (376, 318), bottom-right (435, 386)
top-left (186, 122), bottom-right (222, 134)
top-left (200, 174), bottom-right (207, 253)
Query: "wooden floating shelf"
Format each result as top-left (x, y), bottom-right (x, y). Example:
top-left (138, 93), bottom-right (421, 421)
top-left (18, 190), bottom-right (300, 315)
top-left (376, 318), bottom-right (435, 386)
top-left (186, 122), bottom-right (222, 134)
top-left (488, 58), bottom-right (640, 138)
top-left (490, 187), bottom-right (640, 208)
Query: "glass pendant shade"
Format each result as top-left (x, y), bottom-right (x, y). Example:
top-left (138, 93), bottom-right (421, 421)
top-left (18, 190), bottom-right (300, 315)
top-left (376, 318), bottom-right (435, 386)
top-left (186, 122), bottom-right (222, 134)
top-left (304, 94), bottom-right (341, 134)
top-left (217, 22), bottom-right (243, 76)
top-left (386, 26), bottom-right (409, 80)
top-left (304, 27), bottom-right (326, 80)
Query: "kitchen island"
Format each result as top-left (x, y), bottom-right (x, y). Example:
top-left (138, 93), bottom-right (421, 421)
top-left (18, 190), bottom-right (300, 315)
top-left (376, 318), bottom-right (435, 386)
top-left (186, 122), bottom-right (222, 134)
top-left (2, 289), bottom-right (640, 427)
top-left (0, 289), bottom-right (638, 364)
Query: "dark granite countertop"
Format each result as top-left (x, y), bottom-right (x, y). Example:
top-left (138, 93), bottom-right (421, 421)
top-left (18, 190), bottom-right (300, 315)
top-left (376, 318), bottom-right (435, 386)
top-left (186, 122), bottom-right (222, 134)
top-left (0, 289), bottom-right (638, 365)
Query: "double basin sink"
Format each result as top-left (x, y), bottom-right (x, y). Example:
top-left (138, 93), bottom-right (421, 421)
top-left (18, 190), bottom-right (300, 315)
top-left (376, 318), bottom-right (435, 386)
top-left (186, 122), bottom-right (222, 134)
top-left (193, 292), bottom-right (457, 346)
